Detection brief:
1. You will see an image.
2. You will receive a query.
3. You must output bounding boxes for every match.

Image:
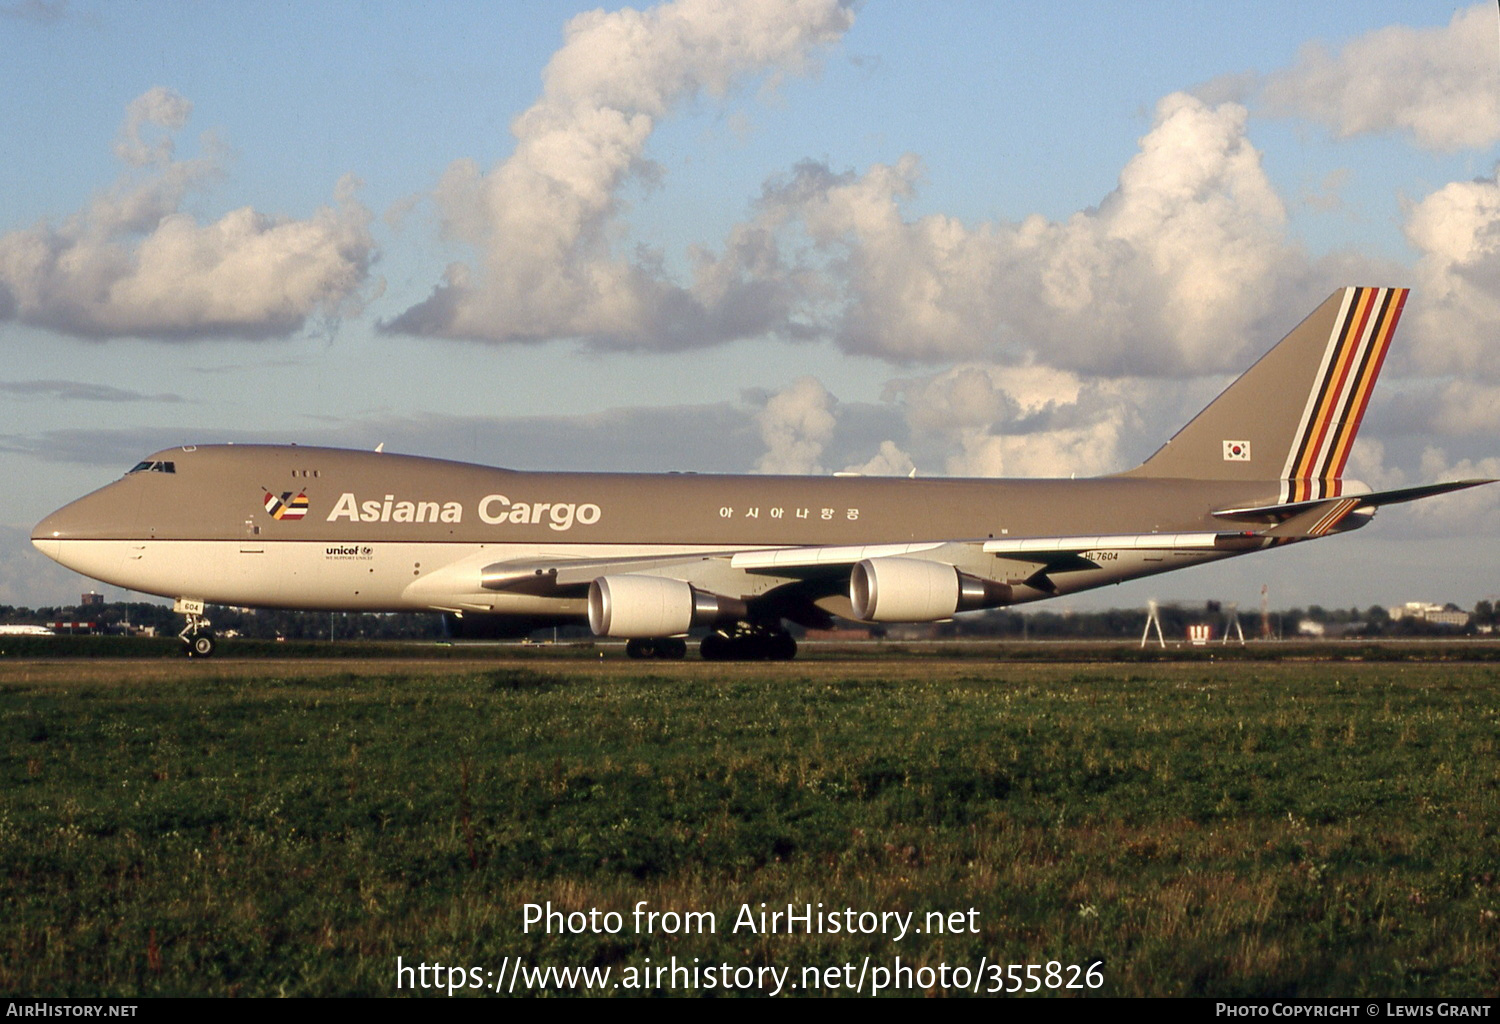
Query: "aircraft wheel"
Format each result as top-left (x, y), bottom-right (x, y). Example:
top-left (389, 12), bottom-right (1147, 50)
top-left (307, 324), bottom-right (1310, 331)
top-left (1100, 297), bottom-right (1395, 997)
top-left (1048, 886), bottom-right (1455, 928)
top-left (700, 631), bottom-right (796, 661)
top-left (700, 633), bottom-right (731, 661)
top-left (766, 632), bottom-right (797, 661)
top-left (625, 638), bottom-right (656, 660)
top-left (660, 637), bottom-right (687, 660)
top-left (186, 634), bottom-right (216, 658)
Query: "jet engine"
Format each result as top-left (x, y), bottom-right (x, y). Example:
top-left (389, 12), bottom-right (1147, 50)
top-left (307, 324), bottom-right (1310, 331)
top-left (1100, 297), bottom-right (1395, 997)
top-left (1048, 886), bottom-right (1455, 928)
top-left (587, 574), bottom-right (747, 638)
top-left (849, 557), bottom-right (1012, 622)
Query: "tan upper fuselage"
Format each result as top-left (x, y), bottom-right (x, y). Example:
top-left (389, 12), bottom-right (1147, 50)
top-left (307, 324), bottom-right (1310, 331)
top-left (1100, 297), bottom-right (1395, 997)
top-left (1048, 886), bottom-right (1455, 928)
top-left (35, 444), bottom-right (1283, 548)
top-left (28, 444), bottom-right (1308, 620)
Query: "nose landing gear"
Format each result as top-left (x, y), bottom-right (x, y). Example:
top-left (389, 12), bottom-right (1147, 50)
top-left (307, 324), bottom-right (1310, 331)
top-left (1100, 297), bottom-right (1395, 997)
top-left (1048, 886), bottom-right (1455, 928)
top-left (174, 598), bottom-right (216, 658)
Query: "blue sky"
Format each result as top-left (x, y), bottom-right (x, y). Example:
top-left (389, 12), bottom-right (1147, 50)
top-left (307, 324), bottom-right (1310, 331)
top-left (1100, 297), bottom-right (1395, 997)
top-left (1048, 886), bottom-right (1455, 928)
top-left (2, 0), bottom-right (1498, 612)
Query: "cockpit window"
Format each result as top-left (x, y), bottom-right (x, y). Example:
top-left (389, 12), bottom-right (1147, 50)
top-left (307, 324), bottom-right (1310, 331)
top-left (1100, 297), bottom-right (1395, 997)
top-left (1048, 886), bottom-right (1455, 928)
top-left (127, 460), bottom-right (176, 475)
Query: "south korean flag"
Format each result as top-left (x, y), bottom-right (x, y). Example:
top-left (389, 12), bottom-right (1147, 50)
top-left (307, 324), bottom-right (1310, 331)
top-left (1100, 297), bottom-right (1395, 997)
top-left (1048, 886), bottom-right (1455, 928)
top-left (1222, 440), bottom-right (1252, 462)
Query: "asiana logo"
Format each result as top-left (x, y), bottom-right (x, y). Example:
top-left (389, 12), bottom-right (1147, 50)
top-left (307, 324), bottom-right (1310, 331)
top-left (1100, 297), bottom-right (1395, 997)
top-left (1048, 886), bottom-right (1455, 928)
top-left (324, 492), bottom-right (602, 531)
top-left (262, 489), bottom-right (310, 520)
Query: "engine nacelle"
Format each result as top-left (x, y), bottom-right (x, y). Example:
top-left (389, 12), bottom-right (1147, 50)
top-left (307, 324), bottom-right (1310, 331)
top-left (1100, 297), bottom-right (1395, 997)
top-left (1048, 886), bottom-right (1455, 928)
top-left (850, 557), bottom-right (1012, 622)
top-left (587, 575), bottom-right (746, 638)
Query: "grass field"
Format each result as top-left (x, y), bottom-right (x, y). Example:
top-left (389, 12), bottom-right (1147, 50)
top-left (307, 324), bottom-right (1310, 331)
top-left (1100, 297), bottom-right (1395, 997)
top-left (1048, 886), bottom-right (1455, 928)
top-left (2, 655), bottom-right (1497, 997)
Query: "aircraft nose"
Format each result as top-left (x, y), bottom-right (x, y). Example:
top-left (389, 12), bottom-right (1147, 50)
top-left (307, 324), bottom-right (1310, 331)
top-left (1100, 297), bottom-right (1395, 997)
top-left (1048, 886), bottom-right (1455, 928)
top-left (32, 510), bottom-right (65, 563)
top-left (31, 471), bottom-right (150, 586)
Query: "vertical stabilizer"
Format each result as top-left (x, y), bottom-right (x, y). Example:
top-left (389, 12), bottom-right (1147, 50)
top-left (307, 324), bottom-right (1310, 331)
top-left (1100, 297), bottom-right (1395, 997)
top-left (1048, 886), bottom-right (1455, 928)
top-left (1123, 286), bottom-right (1408, 499)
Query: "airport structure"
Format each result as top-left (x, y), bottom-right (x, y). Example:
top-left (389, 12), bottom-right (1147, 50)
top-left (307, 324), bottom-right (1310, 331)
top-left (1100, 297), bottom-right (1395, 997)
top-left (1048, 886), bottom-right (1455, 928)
top-left (1387, 602), bottom-right (1471, 627)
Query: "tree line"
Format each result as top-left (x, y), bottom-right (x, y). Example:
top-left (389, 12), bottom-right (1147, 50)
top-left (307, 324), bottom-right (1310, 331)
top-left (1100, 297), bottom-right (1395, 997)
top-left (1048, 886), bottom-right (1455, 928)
top-left (2, 597), bottom-right (1494, 641)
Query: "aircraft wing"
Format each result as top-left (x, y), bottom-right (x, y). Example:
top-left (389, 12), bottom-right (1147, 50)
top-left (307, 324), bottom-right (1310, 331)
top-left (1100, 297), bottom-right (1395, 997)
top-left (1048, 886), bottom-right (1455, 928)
top-left (459, 533), bottom-right (1254, 621)
top-left (473, 533), bottom-right (1256, 597)
top-left (476, 534), bottom-right (1245, 585)
top-left (479, 552), bottom-right (736, 593)
top-left (476, 542), bottom-right (950, 594)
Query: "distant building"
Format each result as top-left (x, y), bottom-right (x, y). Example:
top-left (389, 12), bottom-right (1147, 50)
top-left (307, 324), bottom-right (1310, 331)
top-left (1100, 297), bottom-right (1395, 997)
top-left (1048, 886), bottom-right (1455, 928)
top-left (1389, 602), bottom-right (1470, 627)
top-left (80, 592), bottom-right (104, 606)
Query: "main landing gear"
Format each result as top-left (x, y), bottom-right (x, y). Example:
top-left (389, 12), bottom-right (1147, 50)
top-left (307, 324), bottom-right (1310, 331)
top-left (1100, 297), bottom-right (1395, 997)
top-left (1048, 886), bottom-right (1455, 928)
top-left (624, 637), bottom-right (688, 660)
top-left (622, 626), bottom-right (799, 661)
top-left (173, 598), bottom-right (216, 658)
top-left (699, 625), bottom-right (797, 661)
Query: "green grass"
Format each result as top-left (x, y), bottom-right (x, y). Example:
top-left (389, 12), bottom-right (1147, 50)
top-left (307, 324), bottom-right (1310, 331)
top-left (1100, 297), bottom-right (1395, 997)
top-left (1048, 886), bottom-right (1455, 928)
top-left (2, 658), bottom-right (1498, 997)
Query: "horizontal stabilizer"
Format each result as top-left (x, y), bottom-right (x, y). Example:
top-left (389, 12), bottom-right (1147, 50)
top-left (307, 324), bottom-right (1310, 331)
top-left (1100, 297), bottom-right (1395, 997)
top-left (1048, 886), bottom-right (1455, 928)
top-left (1214, 479), bottom-right (1494, 523)
top-left (1260, 497), bottom-right (1364, 540)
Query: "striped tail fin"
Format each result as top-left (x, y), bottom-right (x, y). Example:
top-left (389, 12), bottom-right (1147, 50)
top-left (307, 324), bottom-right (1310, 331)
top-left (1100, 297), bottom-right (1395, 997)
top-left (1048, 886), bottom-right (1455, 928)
top-left (1123, 286), bottom-right (1408, 496)
top-left (1280, 286), bottom-right (1406, 501)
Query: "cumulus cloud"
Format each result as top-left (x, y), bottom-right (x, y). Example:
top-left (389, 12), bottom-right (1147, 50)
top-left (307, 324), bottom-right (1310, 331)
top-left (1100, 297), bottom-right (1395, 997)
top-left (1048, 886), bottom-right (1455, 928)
top-left (1325, 436), bottom-right (1500, 539)
top-left (841, 440), bottom-right (915, 477)
top-left (1407, 448), bottom-right (1500, 532)
top-left (1252, 6), bottom-right (1500, 387)
top-left (1382, 379), bottom-right (1500, 440)
top-left (755, 93), bottom-right (1302, 375)
top-left (1262, 4), bottom-right (1500, 151)
top-left (878, 363), bottom-right (1143, 478)
top-left (1343, 437), bottom-right (1406, 492)
top-left (0, 88), bottom-right (376, 341)
top-left (113, 86), bottom-right (191, 167)
top-left (384, 0), bottom-right (853, 346)
top-left (382, 12), bottom-right (1381, 381)
top-left (1400, 169), bottom-right (1500, 380)
top-left (755, 376), bottom-right (837, 474)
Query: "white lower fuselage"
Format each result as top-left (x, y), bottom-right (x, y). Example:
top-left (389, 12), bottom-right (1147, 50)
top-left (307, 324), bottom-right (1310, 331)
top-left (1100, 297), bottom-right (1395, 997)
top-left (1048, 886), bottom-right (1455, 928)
top-left (34, 535), bottom-right (1232, 616)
